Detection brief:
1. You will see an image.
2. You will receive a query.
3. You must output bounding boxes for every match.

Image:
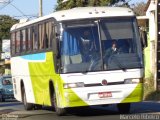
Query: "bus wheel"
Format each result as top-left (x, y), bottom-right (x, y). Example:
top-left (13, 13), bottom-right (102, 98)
top-left (0, 97), bottom-right (2, 102)
top-left (0, 96), bottom-right (4, 102)
top-left (51, 92), bottom-right (66, 116)
top-left (2, 98), bottom-right (5, 102)
top-left (22, 87), bottom-right (33, 110)
top-left (117, 103), bottom-right (130, 114)
top-left (34, 104), bottom-right (42, 110)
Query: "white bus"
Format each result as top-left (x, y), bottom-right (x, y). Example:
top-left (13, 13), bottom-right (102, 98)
top-left (10, 7), bottom-right (145, 115)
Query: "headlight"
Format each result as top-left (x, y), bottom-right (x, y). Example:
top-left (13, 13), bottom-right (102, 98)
top-left (64, 82), bottom-right (84, 89)
top-left (132, 79), bottom-right (142, 83)
top-left (124, 79), bottom-right (132, 84)
top-left (124, 78), bottom-right (143, 84)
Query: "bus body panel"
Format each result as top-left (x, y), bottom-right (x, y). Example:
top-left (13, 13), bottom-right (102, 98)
top-left (10, 7), bottom-right (144, 111)
top-left (60, 70), bottom-right (143, 107)
top-left (62, 84), bottom-right (143, 107)
top-left (11, 56), bottom-right (35, 103)
top-left (10, 7), bottom-right (135, 31)
top-left (11, 52), bottom-right (64, 106)
top-left (11, 52), bottom-right (143, 108)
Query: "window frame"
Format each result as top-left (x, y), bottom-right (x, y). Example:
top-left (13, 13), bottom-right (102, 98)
top-left (11, 18), bottom-right (58, 57)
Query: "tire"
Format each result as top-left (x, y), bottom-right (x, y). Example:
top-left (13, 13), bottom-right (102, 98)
top-left (51, 92), bottom-right (66, 116)
top-left (34, 104), bottom-right (42, 110)
top-left (22, 87), bottom-right (33, 110)
top-left (117, 103), bottom-right (130, 114)
top-left (0, 95), bottom-right (5, 102)
top-left (2, 98), bottom-right (5, 102)
top-left (0, 95), bottom-right (3, 102)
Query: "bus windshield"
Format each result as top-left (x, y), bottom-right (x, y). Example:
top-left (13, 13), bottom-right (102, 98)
top-left (60, 17), bottom-right (143, 73)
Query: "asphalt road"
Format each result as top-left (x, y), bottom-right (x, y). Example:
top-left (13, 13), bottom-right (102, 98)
top-left (0, 100), bottom-right (160, 120)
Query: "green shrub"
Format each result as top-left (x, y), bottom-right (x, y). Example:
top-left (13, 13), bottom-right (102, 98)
top-left (143, 74), bottom-right (160, 101)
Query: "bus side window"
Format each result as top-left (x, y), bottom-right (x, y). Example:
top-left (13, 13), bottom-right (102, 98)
top-left (48, 21), bottom-right (53, 48)
top-left (44, 34), bottom-right (48, 49)
top-left (21, 29), bottom-right (26, 52)
top-left (30, 27), bottom-right (34, 51)
top-left (45, 22), bottom-right (49, 49)
top-left (38, 24), bottom-right (43, 50)
top-left (33, 25), bottom-right (39, 50)
top-left (41, 23), bottom-right (45, 49)
top-left (27, 28), bottom-right (32, 51)
top-left (30, 26), bottom-right (35, 51)
top-left (11, 32), bottom-right (16, 55)
top-left (16, 31), bottom-right (21, 53)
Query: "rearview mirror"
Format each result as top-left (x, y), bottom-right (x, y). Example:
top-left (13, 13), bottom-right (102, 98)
top-left (139, 27), bottom-right (148, 49)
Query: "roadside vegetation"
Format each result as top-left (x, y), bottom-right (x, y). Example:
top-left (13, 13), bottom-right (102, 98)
top-left (0, 15), bottom-right (18, 74)
top-left (143, 74), bottom-right (160, 101)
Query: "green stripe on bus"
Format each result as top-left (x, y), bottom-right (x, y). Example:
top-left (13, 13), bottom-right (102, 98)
top-left (28, 52), bottom-right (87, 107)
top-left (28, 52), bottom-right (56, 106)
top-left (121, 83), bottom-right (143, 103)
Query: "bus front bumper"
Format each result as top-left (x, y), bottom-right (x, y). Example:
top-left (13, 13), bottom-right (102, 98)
top-left (62, 83), bottom-right (143, 108)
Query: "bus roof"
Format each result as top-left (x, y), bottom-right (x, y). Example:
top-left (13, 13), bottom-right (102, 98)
top-left (11, 7), bottom-right (135, 31)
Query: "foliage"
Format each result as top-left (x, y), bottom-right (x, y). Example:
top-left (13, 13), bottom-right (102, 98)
top-left (130, 2), bottom-right (147, 16)
top-left (143, 74), bottom-right (154, 100)
top-left (0, 15), bottom-right (18, 74)
top-left (56, 0), bottom-right (126, 10)
top-left (143, 74), bottom-right (160, 101)
top-left (145, 91), bottom-right (160, 101)
top-left (0, 15), bottom-right (18, 41)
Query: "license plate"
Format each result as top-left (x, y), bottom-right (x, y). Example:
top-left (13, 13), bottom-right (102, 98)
top-left (98, 92), bottom-right (112, 98)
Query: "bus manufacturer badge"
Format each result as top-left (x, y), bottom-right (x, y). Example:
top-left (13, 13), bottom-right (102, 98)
top-left (102, 79), bottom-right (108, 86)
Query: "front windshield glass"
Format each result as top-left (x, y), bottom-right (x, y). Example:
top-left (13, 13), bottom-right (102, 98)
top-left (100, 18), bottom-right (143, 70)
top-left (60, 17), bottom-right (143, 73)
top-left (61, 22), bottom-right (101, 73)
top-left (2, 78), bottom-right (12, 85)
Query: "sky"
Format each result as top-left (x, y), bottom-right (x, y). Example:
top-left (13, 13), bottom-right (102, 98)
top-left (0, 0), bottom-right (147, 19)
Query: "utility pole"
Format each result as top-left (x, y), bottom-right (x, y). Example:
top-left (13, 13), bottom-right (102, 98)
top-left (39, 0), bottom-right (43, 17)
top-left (156, 0), bottom-right (160, 91)
top-left (155, 0), bottom-right (158, 91)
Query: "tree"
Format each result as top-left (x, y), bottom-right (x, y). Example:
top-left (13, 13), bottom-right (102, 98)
top-left (0, 15), bottom-right (18, 52)
top-left (56, 0), bottom-right (126, 10)
top-left (0, 15), bottom-right (18, 41)
top-left (0, 15), bottom-right (18, 74)
top-left (131, 2), bottom-right (147, 16)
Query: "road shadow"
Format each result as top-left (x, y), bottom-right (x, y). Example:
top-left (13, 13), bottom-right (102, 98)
top-left (0, 101), bottom-right (22, 107)
top-left (43, 104), bottom-right (121, 117)
top-left (43, 101), bottom-right (160, 116)
top-left (1, 101), bottom-right (160, 119)
top-left (131, 101), bottom-right (160, 113)
top-left (66, 106), bottom-right (119, 116)
top-left (0, 99), bottom-right (17, 103)
top-left (0, 109), bottom-right (20, 115)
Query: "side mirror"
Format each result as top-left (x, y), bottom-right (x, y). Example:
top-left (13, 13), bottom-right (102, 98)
top-left (139, 28), bottom-right (148, 49)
